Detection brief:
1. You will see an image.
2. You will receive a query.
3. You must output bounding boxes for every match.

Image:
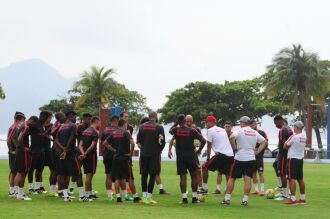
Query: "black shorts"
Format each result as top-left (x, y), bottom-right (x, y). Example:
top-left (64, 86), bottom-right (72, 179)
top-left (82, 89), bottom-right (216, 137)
top-left (277, 153), bottom-right (288, 177)
top-left (59, 153), bottom-right (81, 177)
top-left (30, 152), bottom-right (45, 171)
top-left (176, 155), bottom-right (200, 176)
top-left (111, 158), bottom-right (133, 180)
top-left (287, 158), bottom-right (303, 180)
top-left (103, 153), bottom-right (113, 174)
top-left (9, 153), bottom-right (17, 173)
top-left (229, 160), bottom-right (256, 178)
top-left (49, 148), bottom-right (59, 171)
top-left (205, 153), bottom-right (233, 175)
top-left (82, 153), bottom-right (97, 174)
top-left (139, 155), bottom-right (161, 175)
top-left (255, 156), bottom-right (264, 172)
top-left (44, 148), bottom-right (52, 167)
top-left (15, 150), bottom-right (30, 173)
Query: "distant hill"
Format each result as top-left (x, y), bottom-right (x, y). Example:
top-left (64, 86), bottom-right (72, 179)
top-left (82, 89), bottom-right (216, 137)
top-left (0, 59), bottom-right (75, 133)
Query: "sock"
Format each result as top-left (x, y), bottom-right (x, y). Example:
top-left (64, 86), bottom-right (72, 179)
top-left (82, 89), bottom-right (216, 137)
top-left (78, 187), bottom-right (85, 197)
top-left (133, 193), bottom-right (138, 198)
top-left (107, 190), bottom-right (113, 198)
top-left (142, 192), bottom-right (147, 198)
top-left (35, 182), bottom-right (41, 189)
top-left (254, 183), bottom-right (259, 191)
top-left (123, 190), bottom-right (127, 198)
top-left (282, 188), bottom-right (287, 196)
top-left (126, 182), bottom-right (129, 189)
top-left (192, 192), bottom-right (198, 198)
top-left (50, 185), bottom-right (56, 193)
top-left (85, 191), bottom-right (91, 197)
top-left (18, 187), bottom-right (24, 198)
top-left (70, 182), bottom-right (76, 189)
top-left (116, 193), bottom-right (121, 198)
top-left (10, 187), bottom-right (15, 194)
top-left (277, 177), bottom-right (282, 187)
top-left (147, 193), bottom-right (152, 199)
top-left (225, 193), bottom-right (231, 201)
top-left (112, 183), bottom-right (115, 189)
top-left (260, 183), bottom-right (265, 192)
top-left (300, 194), bottom-right (305, 200)
top-left (158, 184), bottom-right (164, 190)
top-left (290, 195), bottom-right (296, 201)
top-left (29, 183), bottom-right (33, 190)
top-left (92, 190), bottom-right (96, 195)
top-left (63, 189), bottom-right (69, 198)
top-left (216, 184), bottom-right (221, 191)
top-left (14, 186), bottom-right (19, 193)
top-left (182, 193), bottom-right (187, 199)
top-left (198, 186), bottom-right (202, 190)
top-left (243, 195), bottom-right (249, 202)
top-left (202, 183), bottom-right (208, 190)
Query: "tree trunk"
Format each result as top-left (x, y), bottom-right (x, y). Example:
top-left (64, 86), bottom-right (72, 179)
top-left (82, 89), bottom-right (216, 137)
top-left (314, 127), bottom-right (323, 159)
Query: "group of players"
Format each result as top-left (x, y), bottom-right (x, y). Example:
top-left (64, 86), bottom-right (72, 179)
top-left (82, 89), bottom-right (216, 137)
top-left (6, 110), bottom-right (306, 206)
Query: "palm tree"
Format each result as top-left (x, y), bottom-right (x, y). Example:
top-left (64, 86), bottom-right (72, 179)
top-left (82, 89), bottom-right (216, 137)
top-left (72, 66), bottom-right (116, 109)
top-left (263, 44), bottom-right (329, 149)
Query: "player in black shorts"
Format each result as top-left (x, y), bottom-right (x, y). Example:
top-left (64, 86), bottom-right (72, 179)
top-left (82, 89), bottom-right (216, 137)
top-left (274, 115), bottom-right (293, 200)
top-left (78, 117), bottom-right (100, 200)
top-left (137, 111), bottom-right (165, 204)
top-left (168, 115), bottom-right (206, 204)
top-left (7, 112), bottom-right (25, 197)
top-left (250, 120), bottom-right (268, 195)
top-left (105, 119), bottom-right (140, 203)
top-left (49, 112), bottom-right (66, 196)
top-left (14, 116), bottom-right (39, 201)
top-left (55, 111), bottom-right (89, 202)
top-left (101, 115), bottom-right (119, 200)
top-left (42, 111), bottom-right (54, 193)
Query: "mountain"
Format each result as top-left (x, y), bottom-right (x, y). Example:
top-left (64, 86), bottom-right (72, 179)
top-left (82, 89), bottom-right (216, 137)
top-left (0, 59), bottom-right (75, 133)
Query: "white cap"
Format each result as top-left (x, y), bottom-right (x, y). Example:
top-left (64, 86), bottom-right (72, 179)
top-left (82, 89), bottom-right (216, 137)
top-left (293, 121), bottom-right (304, 128)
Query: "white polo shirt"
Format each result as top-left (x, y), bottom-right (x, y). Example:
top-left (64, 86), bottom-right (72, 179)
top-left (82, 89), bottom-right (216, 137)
top-left (285, 132), bottom-right (306, 159)
top-left (207, 126), bottom-right (233, 157)
top-left (232, 126), bottom-right (265, 161)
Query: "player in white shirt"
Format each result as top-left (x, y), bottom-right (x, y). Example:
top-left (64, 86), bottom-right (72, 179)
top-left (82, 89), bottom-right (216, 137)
top-left (201, 116), bottom-right (234, 194)
top-left (221, 116), bottom-right (267, 206)
top-left (284, 121), bottom-right (306, 205)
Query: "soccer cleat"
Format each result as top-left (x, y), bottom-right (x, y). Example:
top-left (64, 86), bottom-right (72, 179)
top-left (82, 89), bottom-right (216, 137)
top-left (29, 189), bottom-right (36, 195)
top-left (117, 197), bottom-right (123, 203)
top-left (252, 191), bottom-right (260, 195)
top-left (58, 192), bottom-right (64, 198)
top-left (212, 189), bottom-right (221, 195)
top-left (48, 192), bottom-right (58, 197)
top-left (198, 188), bottom-right (208, 194)
top-left (142, 197), bottom-right (151, 205)
top-left (126, 188), bottom-right (132, 195)
top-left (108, 196), bottom-right (115, 201)
top-left (274, 195), bottom-right (289, 201)
top-left (284, 200), bottom-right (298, 205)
top-left (159, 189), bottom-right (170, 195)
top-left (79, 196), bottom-right (93, 202)
top-left (259, 191), bottom-right (265, 196)
top-left (9, 192), bottom-right (16, 198)
top-left (125, 195), bottom-right (134, 201)
top-left (297, 199), bottom-right (306, 204)
top-left (192, 197), bottom-right (199, 203)
top-left (63, 197), bottom-right (72, 202)
top-left (274, 187), bottom-right (282, 192)
top-left (275, 192), bottom-right (284, 198)
top-left (241, 201), bottom-right (248, 206)
top-left (89, 194), bottom-right (98, 200)
top-left (17, 196), bottom-right (32, 201)
top-left (221, 199), bottom-right (230, 205)
top-left (149, 199), bottom-right (158, 205)
top-left (35, 189), bottom-right (43, 194)
top-left (133, 197), bottom-right (141, 203)
top-left (69, 188), bottom-right (74, 195)
top-left (181, 198), bottom-right (188, 204)
top-left (39, 187), bottom-right (48, 194)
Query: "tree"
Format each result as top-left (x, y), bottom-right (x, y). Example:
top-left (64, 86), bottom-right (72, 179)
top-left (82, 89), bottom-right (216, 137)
top-left (263, 44), bottom-right (330, 148)
top-left (159, 79), bottom-right (286, 127)
top-left (39, 98), bottom-right (75, 113)
top-left (70, 66), bottom-right (116, 109)
top-left (0, 83), bottom-right (5, 100)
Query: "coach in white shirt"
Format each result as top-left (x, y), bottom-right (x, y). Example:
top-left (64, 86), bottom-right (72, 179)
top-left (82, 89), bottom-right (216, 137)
top-left (221, 116), bottom-right (267, 206)
top-left (283, 121), bottom-right (306, 205)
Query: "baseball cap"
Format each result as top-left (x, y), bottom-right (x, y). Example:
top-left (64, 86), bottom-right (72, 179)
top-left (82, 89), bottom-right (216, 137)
top-left (239, 116), bottom-right (251, 123)
top-left (293, 121), bottom-right (304, 128)
top-left (205, 116), bottom-right (217, 123)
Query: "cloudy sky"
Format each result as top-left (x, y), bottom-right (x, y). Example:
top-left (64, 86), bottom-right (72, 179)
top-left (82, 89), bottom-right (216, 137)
top-left (1, 0), bottom-right (330, 109)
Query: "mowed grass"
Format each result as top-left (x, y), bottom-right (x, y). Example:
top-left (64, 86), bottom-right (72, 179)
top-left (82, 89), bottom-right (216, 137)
top-left (0, 160), bottom-right (330, 219)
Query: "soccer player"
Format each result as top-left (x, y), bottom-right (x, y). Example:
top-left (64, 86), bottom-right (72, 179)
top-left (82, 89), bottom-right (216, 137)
top-left (273, 115), bottom-right (293, 200)
top-left (284, 121), bottom-right (306, 205)
top-left (222, 116), bottom-right (267, 206)
top-left (70, 113), bottom-right (92, 194)
top-left (102, 115), bottom-right (119, 200)
top-left (79, 116), bottom-right (100, 200)
top-left (105, 119), bottom-right (140, 203)
top-left (202, 116), bottom-right (234, 195)
top-left (168, 115), bottom-right (206, 204)
top-left (137, 111), bottom-right (165, 204)
top-left (49, 112), bottom-right (66, 196)
top-left (7, 112), bottom-right (25, 197)
top-left (42, 111), bottom-right (54, 194)
top-left (14, 116), bottom-right (39, 201)
top-left (55, 111), bottom-right (89, 202)
top-left (250, 120), bottom-right (268, 195)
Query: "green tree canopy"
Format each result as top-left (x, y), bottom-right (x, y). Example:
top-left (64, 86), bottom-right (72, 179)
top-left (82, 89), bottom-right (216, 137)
top-left (0, 83), bottom-right (5, 100)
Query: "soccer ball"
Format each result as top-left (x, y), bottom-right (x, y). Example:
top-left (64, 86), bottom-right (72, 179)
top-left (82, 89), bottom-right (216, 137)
top-left (193, 139), bottom-right (201, 147)
top-left (265, 189), bottom-right (275, 199)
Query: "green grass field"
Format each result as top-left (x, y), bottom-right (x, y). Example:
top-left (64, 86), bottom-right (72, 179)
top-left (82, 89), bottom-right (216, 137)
top-left (0, 160), bottom-right (329, 219)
